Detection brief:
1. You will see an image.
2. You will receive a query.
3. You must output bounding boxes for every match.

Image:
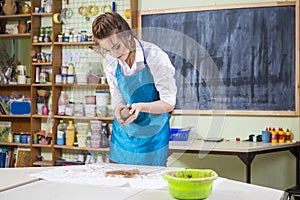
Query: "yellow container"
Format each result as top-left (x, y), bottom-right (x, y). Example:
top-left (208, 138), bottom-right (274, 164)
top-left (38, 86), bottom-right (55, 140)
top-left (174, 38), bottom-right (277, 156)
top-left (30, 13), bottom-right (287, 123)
top-left (270, 128), bottom-right (277, 143)
top-left (278, 128), bottom-right (285, 143)
top-left (66, 120), bottom-right (75, 146)
top-left (7, 133), bottom-right (13, 143)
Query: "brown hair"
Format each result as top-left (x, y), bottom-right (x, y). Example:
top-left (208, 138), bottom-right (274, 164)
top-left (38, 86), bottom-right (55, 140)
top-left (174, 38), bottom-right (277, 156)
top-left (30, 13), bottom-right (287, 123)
top-left (92, 12), bottom-right (133, 40)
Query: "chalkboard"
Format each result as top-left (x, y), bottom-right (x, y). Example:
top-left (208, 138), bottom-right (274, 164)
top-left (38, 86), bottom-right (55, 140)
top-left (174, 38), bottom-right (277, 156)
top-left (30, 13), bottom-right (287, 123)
top-left (140, 4), bottom-right (296, 113)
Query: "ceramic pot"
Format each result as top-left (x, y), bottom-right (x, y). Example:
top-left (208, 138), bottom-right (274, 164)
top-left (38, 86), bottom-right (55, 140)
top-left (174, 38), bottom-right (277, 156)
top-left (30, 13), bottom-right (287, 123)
top-left (18, 20), bottom-right (27, 33)
top-left (21, 3), bottom-right (30, 14)
top-left (2, 0), bottom-right (16, 15)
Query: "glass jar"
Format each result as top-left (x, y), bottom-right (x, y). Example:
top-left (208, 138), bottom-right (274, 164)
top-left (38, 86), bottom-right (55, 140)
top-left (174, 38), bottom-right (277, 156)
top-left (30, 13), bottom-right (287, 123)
top-left (74, 103), bottom-right (84, 116)
top-left (65, 101), bottom-right (74, 116)
top-left (80, 30), bottom-right (87, 42)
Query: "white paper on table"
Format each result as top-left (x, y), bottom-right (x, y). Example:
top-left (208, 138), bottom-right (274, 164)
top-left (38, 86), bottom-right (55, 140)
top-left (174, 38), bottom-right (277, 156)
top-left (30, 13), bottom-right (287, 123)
top-left (31, 163), bottom-right (181, 189)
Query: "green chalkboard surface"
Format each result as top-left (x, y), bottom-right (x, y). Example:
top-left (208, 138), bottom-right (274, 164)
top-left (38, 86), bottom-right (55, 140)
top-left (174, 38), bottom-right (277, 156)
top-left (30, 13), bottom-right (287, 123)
top-left (141, 4), bottom-right (296, 113)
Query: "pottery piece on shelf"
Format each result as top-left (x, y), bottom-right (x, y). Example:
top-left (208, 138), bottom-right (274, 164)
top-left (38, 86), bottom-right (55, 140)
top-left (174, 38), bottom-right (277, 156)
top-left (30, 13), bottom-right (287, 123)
top-left (2, 0), bottom-right (17, 15)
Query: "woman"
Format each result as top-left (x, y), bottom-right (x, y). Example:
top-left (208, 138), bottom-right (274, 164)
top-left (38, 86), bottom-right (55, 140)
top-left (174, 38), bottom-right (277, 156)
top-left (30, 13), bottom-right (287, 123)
top-left (92, 12), bottom-right (177, 166)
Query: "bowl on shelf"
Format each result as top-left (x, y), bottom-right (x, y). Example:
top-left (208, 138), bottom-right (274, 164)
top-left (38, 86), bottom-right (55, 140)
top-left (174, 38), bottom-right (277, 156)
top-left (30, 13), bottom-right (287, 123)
top-left (37, 89), bottom-right (49, 97)
top-left (163, 169), bottom-right (218, 200)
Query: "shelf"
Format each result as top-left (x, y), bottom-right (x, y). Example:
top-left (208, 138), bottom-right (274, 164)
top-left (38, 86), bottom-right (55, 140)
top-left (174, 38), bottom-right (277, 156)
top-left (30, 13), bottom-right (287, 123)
top-left (0, 115), bottom-right (31, 118)
top-left (0, 142), bottom-right (30, 147)
top-left (54, 115), bottom-right (114, 121)
top-left (31, 13), bottom-right (53, 17)
top-left (54, 145), bottom-right (109, 152)
top-left (32, 62), bottom-right (52, 66)
top-left (54, 42), bottom-right (95, 45)
top-left (0, 84), bottom-right (31, 87)
top-left (0, 33), bottom-right (31, 38)
top-left (55, 83), bottom-right (109, 87)
top-left (32, 114), bottom-right (52, 119)
top-left (32, 42), bottom-right (52, 46)
top-left (0, 14), bottom-right (31, 19)
top-left (32, 144), bottom-right (52, 148)
top-left (33, 160), bottom-right (53, 166)
top-left (32, 83), bottom-right (52, 87)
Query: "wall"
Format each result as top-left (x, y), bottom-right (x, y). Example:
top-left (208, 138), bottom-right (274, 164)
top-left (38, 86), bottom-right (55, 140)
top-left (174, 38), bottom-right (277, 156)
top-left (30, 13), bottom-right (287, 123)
top-left (138, 0), bottom-right (299, 191)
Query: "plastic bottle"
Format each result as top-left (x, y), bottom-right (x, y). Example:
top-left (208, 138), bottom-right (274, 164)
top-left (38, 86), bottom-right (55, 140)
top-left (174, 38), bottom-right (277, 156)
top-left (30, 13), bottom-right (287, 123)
top-left (7, 132), bottom-right (13, 143)
top-left (96, 153), bottom-right (103, 164)
top-left (58, 91), bottom-right (67, 115)
top-left (271, 128), bottom-right (277, 143)
top-left (100, 123), bottom-right (109, 148)
top-left (66, 120), bottom-right (75, 146)
top-left (101, 123), bottom-right (110, 139)
top-left (56, 120), bottom-right (66, 145)
top-left (286, 129), bottom-right (291, 142)
top-left (278, 127), bottom-right (285, 143)
top-left (86, 129), bottom-right (92, 148)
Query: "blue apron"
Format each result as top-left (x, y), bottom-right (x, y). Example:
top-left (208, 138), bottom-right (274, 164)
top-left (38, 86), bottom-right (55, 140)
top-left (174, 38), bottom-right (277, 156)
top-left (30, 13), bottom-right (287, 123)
top-left (109, 44), bottom-right (170, 166)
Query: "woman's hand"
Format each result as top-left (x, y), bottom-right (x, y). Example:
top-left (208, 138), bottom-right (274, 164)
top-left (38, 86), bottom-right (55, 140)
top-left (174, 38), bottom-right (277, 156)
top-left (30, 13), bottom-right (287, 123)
top-left (114, 105), bottom-right (127, 124)
top-left (122, 103), bottom-right (140, 125)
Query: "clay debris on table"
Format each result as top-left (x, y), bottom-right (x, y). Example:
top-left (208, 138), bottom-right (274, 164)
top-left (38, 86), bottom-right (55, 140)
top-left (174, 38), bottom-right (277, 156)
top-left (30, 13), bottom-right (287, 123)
top-left (105, 169), bottom-right (145, 178)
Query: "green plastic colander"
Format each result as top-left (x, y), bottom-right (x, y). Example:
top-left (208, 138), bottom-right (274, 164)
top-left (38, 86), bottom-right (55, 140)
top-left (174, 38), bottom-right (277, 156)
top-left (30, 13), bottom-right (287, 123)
top-left (163, 169), bottom-right (218, 199)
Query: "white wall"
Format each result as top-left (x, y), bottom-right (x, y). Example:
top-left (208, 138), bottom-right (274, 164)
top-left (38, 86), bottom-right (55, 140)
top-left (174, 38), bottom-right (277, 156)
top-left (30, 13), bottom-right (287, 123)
top-left (138, 0), bottom-right (299, 190)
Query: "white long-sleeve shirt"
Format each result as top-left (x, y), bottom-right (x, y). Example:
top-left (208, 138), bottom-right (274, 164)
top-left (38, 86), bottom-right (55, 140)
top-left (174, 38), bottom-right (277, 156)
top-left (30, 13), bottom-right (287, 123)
top-left (103, 39), bottom-right (177, 108)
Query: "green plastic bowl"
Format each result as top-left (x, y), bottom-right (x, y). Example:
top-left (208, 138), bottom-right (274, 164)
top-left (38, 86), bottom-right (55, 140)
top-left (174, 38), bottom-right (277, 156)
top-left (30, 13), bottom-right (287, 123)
top-left (163, 169), bottom-right (218, 200)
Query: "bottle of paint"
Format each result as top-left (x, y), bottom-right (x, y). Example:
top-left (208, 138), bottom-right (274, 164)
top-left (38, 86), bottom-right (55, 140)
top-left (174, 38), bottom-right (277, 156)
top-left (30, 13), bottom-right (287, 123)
top-left (66, 120), bottom-right (75, 146)
top-left (278, 127), bottom-right (285, 143)
top-left (271, 128), bottom-right (277, 143)
top-left (285, 129), bottom-right (291, 143)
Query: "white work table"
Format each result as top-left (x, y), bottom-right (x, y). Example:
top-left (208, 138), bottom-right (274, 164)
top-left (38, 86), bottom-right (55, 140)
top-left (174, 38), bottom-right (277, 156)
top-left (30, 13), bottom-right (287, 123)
top-left (0, 167), bottom-right (52, 192)
top-left (0, 165), bottom-right (284, 200)
top-left (169, 140), bottom-right (300, 183)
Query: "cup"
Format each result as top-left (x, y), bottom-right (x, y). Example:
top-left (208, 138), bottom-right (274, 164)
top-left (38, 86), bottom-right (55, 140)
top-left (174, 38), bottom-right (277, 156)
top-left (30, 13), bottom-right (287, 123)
top-left (262, 131), bottom-right (270, 143)
top-left (37, 103), bottom-right (44, 115)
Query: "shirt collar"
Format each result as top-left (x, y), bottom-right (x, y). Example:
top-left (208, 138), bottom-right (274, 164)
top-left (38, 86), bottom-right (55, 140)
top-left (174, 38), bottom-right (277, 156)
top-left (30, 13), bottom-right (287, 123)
top-left (134, 38), bottom-right (144, 63)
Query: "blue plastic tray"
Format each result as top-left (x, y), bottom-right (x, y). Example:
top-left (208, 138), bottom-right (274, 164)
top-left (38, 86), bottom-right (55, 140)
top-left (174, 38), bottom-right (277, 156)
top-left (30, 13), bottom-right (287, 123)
top-left (170, 128), bottom-right (190, 141)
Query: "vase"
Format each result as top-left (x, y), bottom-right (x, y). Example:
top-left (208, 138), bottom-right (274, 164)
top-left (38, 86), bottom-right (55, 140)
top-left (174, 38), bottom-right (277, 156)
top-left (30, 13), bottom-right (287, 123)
top-left (18, 20), bottom-right (27, 33)
top-left (2, 0), bottom-right (16, 15)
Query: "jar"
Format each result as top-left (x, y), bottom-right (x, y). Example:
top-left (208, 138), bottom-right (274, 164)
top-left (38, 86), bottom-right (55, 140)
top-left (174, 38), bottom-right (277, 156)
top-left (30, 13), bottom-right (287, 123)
top-left (58, 34), bottom-right (63, 42)
top-left (7, 133), bottom-right (13, 143)
top-left (38, 34), bottom-right (44, 42)
top-left (80, 30), bottom-right (87, 42)
top-left (33, 35), bottom-right (38, 43)
top-left (55, 74), bottom-right (62, 84)
top-left (68, 63), bottom-right (74, 74)
top-left (26, 134), bottom-right (31, 144)
top-left (73, 34), bottom-right (78, 42)
top-left (61, 66), bottom-right (68, 75)
top-left (67, 74), bottom-right (74, 84)
top-left (39, 71), bottom-right (48, 83)
top-left (65, 101), bottom-right (74, 116)
top-left (64, 30), bottom-right (70, 42)
top-left (62, 74), bottom-right (67, 84)
top-left (74, 103), bottom-right (84, 116)
top-left (14, 134), bottom-right (21, 143)
top-left (33, 134), bottom-right (38, 144)
top-left (18, 20), bottom-right (27, 34)
top-left (44, 34), bottom-right (50, 42)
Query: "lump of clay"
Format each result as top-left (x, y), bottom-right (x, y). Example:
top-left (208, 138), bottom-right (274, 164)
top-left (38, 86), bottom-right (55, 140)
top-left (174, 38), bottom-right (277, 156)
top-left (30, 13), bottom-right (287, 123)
top-left (120, 107), bottom-right (131, 121)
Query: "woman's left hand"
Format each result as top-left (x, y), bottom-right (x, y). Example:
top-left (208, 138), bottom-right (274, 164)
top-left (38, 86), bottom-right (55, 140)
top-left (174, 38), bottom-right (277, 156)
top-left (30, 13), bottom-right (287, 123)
top-left (122, 103), bottom-right (141, 125)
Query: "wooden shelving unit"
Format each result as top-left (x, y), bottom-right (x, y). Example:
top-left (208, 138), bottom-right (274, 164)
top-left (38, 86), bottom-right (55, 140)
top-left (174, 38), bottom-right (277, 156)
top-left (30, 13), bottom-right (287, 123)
top-left (0, 0), bottom-right (138, 168)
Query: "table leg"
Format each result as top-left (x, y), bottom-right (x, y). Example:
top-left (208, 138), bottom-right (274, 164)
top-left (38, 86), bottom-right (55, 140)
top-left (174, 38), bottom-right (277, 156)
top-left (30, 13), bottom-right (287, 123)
top-left (237, 153), bottom-right (256, 184)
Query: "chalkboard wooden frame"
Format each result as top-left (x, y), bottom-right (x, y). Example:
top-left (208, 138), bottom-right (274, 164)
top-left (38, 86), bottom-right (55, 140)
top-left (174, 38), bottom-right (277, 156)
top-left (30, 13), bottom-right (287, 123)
top-left (138, 2), bottom-right (299, 116)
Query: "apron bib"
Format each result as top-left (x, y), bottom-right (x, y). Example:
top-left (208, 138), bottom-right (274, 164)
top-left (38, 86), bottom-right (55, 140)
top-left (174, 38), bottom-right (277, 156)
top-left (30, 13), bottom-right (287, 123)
top-left (109, 43), bottom-right (170, 166)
